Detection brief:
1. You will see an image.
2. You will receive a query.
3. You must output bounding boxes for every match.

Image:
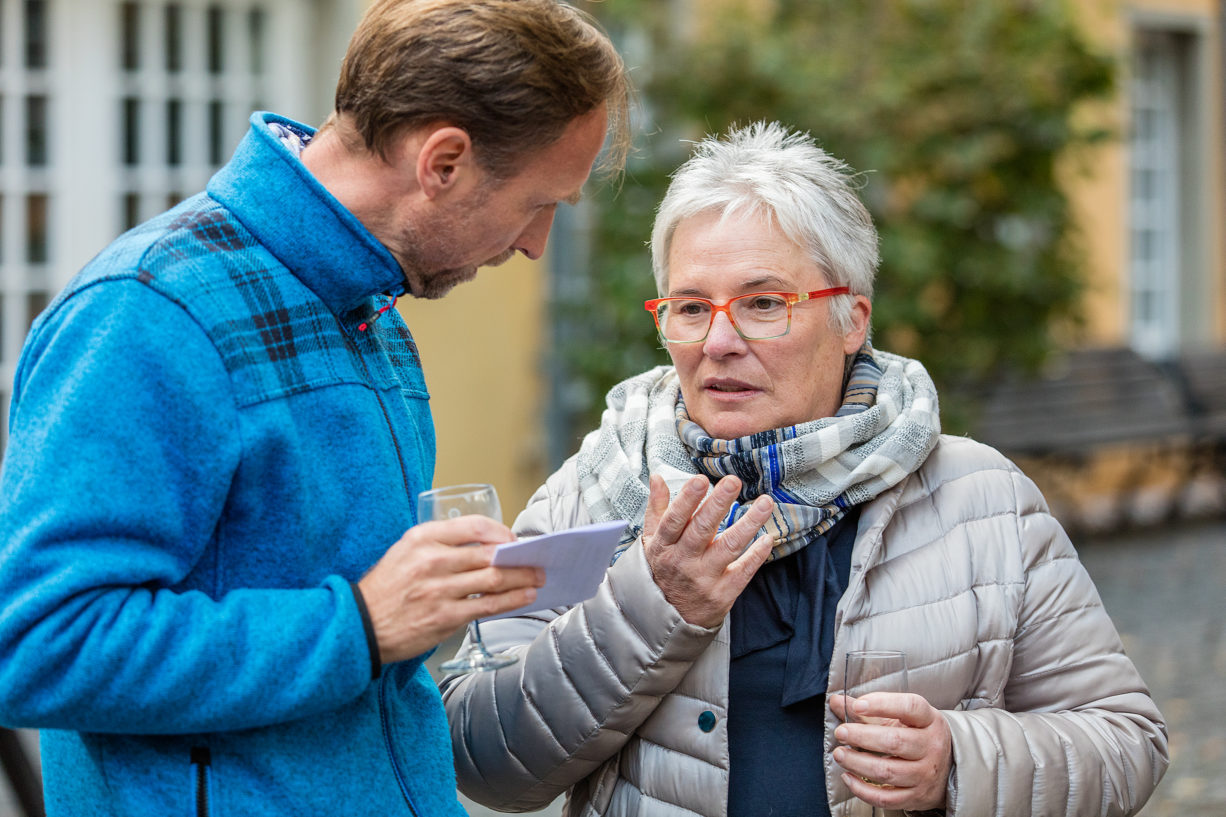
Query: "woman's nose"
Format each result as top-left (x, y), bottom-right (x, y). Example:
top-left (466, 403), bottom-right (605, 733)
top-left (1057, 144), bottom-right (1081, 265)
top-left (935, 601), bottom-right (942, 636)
top-left (702, 311), bottom-right (746, 356)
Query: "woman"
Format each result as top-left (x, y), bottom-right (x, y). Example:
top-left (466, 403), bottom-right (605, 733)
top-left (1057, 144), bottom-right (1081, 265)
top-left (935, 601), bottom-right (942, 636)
top-left (440, 122), bottom-right (1167, 817)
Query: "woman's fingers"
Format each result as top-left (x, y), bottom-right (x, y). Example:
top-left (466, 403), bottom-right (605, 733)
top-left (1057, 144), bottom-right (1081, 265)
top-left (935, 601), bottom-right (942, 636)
top-left (649, 475), bottom-right (711, 545)
top-left (641, 474), bottom-right (670, 539)
top-left (718, 494), bottom-right (774, 553)
top-left (648, 475), bottom-right (772, 561)
top-left (683, 476), bottom-right (743, 546)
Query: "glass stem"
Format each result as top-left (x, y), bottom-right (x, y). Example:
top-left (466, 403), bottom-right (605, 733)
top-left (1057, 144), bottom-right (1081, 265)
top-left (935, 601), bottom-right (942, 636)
top-left (470, 619), bottom-right (486, 650)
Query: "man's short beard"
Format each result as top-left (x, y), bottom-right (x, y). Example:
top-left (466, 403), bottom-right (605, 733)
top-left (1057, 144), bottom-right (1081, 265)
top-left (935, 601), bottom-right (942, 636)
top-left (412, 248), bottom-right (516, 300)
top-left (416, 265), bottom-right (479, 300)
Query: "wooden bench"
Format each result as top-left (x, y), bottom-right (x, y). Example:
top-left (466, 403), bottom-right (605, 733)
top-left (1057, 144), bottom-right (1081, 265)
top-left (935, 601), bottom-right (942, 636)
top-left (1168, 347), bottom-right (1226, 495)
top-left (971, 345), bottom-right (1212, 531)
top-left (1170, 347), bottom-right (1226, 441)
top-left (972, 346), bottom-right (1192, 456)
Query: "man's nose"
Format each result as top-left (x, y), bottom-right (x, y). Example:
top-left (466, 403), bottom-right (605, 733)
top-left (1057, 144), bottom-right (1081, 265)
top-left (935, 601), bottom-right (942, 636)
top-left (513, 205), bottom-right (557, 261)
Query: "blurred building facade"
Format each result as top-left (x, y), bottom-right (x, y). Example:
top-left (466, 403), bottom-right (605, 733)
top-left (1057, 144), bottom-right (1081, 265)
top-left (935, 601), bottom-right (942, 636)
top-left (0, 0), bottom-right (1223, 519)
top-left (978, 0), bottom-right (1226, 531)
top-left (0, 0), bottom-right (362, 442)
top-left (1071, 0), bottom-right (1224, 355)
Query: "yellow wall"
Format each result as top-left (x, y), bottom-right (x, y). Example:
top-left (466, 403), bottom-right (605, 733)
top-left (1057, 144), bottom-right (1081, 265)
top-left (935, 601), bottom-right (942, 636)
top-left (397, 255), bottom-right (550, 517)
top-left (1068, 0), bottom-right (1226, 344)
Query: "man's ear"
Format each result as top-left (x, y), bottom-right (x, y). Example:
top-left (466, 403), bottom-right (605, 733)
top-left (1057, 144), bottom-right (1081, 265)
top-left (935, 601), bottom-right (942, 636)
top-left (415, 126), bottom-right (474, 200)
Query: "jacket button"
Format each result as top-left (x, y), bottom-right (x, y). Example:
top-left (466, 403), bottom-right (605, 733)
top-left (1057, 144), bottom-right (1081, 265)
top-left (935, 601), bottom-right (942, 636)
top-left (697, 710), bottom-right (717, 732)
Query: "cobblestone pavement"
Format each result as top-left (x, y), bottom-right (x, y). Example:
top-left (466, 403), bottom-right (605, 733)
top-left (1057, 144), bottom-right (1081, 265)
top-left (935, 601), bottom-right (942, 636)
top-left (3, 519), bottom-right (1222, 817)
top-left (1075, 518), bottom-right (1226, 817)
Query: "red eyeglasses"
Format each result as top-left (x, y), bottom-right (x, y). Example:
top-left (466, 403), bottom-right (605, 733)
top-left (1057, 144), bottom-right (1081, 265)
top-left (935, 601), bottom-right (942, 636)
top-left (644, 286), bottom-right (849, 343)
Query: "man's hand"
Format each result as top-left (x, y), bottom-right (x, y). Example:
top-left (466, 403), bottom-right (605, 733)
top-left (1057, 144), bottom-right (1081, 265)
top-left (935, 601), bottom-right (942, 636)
top-left (358, 516), bottom-right (545, 664)
top-left (641, 473), bottom-right (775, 628)
top-left (829, 692), bottom-right (953, 812)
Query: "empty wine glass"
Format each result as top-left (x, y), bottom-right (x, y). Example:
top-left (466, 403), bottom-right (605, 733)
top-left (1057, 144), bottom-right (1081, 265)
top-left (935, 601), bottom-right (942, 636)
top-left (417, 483), bottom-right (519, 674)
top-left (842, 649), bottom-right (908, 814)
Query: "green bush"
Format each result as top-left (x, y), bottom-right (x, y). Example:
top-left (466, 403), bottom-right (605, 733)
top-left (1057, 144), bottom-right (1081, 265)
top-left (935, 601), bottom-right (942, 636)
top-left (556, 0), bottom-right (1114, 440)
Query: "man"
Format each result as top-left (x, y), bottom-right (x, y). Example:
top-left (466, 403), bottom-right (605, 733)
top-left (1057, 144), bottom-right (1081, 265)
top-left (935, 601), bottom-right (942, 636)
top-left (0, 1), bottom-right (629, 814)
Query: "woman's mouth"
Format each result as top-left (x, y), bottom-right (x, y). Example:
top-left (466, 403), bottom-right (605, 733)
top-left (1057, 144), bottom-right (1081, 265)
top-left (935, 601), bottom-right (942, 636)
top-left (704, 378), bottom-right (757, 395)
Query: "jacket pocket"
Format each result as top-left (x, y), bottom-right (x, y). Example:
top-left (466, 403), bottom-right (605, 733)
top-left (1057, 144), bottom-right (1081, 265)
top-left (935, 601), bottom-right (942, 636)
top-left (190, 746), bottom-right (212, 817)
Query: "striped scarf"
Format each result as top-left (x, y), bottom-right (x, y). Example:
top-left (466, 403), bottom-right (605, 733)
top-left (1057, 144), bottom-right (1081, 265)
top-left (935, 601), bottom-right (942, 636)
top-left (574, 345), bottom-right (941, 562)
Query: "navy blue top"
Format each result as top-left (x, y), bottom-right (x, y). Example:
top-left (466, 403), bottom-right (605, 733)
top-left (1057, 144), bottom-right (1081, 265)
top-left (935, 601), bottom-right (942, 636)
top-left (727, 508), bottom-right (859, 817)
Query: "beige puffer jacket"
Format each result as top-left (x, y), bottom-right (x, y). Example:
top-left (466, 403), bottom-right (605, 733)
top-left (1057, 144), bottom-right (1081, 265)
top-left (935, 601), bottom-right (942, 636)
top-left (441, 435), bottom-right (1168, 817)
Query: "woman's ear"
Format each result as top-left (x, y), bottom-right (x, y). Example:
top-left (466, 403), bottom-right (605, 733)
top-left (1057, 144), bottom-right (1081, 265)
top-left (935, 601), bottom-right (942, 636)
top-left (842, 295), bottom-right (873, 355)
top-left (415, 126), bottom-right (474, 200)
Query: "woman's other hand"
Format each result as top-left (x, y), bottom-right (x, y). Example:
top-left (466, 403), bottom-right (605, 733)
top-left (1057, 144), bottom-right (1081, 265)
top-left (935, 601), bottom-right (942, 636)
top-left (829, 692), bottom-right (953, 812)
top-left (641, 473), bottom-right (774, 628)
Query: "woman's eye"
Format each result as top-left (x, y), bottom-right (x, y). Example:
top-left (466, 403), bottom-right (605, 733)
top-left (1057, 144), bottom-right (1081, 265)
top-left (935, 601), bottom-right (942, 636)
top-left (676, 301), bottom-right (708, 317)
top-left (749, 296), bottom-right (786, 311)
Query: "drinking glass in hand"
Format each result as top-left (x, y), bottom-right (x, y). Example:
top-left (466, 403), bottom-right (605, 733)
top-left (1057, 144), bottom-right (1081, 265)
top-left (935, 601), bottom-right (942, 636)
top-left (842, 649), bottom-right (908, 813)
top-left (843, 649), bottom-right (909, 718)
top-left (417, 483), bottom-right (519, 674)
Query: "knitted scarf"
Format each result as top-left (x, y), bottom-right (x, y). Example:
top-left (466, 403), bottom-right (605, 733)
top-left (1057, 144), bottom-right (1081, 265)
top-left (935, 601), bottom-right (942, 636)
top-left (574, 345), bottom-right (941, 562)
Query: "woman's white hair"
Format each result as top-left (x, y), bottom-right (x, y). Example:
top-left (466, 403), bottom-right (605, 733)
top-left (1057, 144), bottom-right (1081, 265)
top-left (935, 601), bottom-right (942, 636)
top-left (650, 121), bottom-right (878, 334)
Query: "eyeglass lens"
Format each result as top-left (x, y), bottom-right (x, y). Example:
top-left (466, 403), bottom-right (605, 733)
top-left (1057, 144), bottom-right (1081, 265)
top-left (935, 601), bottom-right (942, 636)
top-left (655, 293), bottom-right (791, 342)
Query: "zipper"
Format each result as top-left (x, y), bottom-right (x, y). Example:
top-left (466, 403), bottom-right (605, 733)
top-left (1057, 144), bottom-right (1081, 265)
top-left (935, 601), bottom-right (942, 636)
top-left (190, 746), bottom-right (211, 817)
top-left (379, 675), bottom-right (421, 816)
top-left (343, 321), bottom-right (413, 501)
top-left (345, 318), bottom-right (419, 815)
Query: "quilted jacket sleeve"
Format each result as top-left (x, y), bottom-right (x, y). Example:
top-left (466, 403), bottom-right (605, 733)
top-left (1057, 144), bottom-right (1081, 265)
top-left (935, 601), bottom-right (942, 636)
top-left (440, 459), bottom-right (719, 812)
top-left (941, 467), bottom-right (1169, 817)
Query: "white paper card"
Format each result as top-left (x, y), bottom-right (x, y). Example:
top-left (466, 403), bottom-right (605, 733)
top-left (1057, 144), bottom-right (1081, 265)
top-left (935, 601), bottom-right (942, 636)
top-left (486, 519), bottom-right (628, 620)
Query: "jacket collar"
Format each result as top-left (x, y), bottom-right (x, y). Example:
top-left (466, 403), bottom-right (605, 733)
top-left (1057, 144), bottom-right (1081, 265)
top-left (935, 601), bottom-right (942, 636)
top-left (206, 111), bottom-right (406, 315)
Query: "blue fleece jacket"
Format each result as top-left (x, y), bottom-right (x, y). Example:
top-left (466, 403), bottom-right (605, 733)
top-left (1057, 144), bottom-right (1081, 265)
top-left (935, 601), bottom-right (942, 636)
top-left (0, 112), bottom-right (466, 816)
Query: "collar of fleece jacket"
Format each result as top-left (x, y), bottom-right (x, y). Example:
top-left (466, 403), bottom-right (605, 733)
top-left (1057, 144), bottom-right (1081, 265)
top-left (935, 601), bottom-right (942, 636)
top-left (208, 111), bottom-right (409, 315)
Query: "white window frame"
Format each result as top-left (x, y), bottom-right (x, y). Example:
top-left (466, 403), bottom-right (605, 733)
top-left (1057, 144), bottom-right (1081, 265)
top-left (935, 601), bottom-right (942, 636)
top-left (0, 0), bottom-right (356, 454)
top-left (1128, 28), bottom-right (1181, 360)
top-left (1126, 13), bottom-right (1218, 361)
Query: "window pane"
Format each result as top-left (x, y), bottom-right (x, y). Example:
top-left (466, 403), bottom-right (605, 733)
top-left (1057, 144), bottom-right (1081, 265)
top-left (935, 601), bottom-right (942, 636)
top-left (166, 98), bottom-right (182, 166)
top-left (208, 99), bottom-right (224, 164)
top-left (123, 192), bottom-right (140, 231)
top-left (165, 4), bottom-right (182, 73)
top-left (0, 94), bottom-right (5, 165)
top-left (249, 7), bottom-right (265, 75)
top-left (1132, 168), bottom-right (1155, 201)
top-left (120, 2), bottom-right (140, 71)
top-left (25, 95), bottom-right (47, 166)
top-left (27, 290), bottom-right (48, 327)
top-left (122, 97), bottom-right (140, 165)
top-left (167, 191), bottom-right (182, 210)
top-left (26, 193), bottom-right (47, 263)
top-left (25, 0), bottom-right (47, 68)
top-left (0, 194), bottom-right (5, 261)
top-left (207, 6), bottom-right (224, 74)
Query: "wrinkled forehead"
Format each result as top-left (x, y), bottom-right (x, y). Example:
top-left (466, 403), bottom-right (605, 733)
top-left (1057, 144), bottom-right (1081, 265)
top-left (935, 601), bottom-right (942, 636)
top-left (663, 208), bottom-right (828, 294)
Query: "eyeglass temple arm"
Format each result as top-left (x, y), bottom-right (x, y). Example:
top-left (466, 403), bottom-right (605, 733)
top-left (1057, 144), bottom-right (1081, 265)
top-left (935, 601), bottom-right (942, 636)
top-left (797, 286), bottom-right (850, 301)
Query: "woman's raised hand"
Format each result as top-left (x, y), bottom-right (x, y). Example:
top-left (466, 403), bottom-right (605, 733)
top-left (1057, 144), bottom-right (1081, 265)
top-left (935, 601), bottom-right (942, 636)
top-left (640, 473), bottom-right (775, 628)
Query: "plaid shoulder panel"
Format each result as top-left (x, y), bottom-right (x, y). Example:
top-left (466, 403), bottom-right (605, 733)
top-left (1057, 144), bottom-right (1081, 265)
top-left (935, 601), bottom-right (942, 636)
top-left (132, 199), bottom-right (418, 406)
top-left (339, 302), bottom-right (423, 377)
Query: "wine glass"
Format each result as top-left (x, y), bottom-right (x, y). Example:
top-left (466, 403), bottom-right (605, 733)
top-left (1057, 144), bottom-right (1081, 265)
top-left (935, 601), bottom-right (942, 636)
top-left (842, 649), bottom-right (908, 813)
top-left (417, 483), bottom-right (519, 674)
